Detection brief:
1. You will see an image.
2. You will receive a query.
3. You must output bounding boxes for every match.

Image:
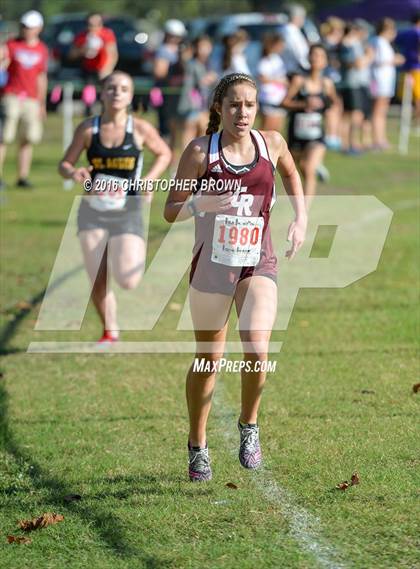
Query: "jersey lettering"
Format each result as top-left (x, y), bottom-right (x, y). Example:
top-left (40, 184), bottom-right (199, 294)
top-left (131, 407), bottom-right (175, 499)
top-left (231, 193), bottom-right (254, 216)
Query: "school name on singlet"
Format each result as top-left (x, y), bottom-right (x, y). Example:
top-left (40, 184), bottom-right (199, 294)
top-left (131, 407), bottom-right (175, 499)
top-left (91, 157), bottom-right (136, 170)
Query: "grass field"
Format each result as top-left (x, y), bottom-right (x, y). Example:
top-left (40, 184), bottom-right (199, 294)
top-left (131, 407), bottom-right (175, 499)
top-left (0, 113), bottom-right (419, 569)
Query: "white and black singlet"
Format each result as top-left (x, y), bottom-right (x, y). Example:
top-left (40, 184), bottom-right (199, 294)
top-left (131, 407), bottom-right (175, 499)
top-left (77, 115), bottom-right (144, 237)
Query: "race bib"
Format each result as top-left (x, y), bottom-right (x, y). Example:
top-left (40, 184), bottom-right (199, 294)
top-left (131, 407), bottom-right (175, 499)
top-left (294, 112), bottom-right (323, 140)
top-left (211, 215), bottom-right (264, 267)
top-left (87, 174), bottom-right (128, 212)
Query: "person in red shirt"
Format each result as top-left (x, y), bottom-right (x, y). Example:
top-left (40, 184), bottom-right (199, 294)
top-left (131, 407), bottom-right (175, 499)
top-left (70, 13), bottom-right (118, 116)
top-left (70, 13), bottom-right (118, 81)
top-left (0, 10), bottom-right (48, 189)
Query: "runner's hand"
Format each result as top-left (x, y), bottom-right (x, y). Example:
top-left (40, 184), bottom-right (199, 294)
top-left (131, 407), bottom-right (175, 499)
top-left (306, 96), bottom-right (324, 112)
top-left (286, 217), bottom-right (307, 260)
top-left (72, 166), bottom-right (93, 184)
top-left (195, 193), bottom-right (232, 213)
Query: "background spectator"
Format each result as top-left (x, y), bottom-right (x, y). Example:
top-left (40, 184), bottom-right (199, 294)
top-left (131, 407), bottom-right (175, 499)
top-left (221, 29), bottom-right (251, 76)
top-left (0, 10), bottom-right (48, 189)
top-left (396, 12), bottom-right (420, 129)
top-left (153, 18), bottom-right (187, 171)
top-left (70, 12), bottom-right (118, 114)
top-left (70, 12), bottom-right (118, 81)
top-left (257, 32), bottom-right (288, 131)
top-left (337, 22), bottom-right (372, 153)
top-left (177, 35), bottom-right (217, 149)
top-left (320, 17), bottom-right (345, 149)
top-left (354, 19), bottom-right (375, 149)
top-left (370, 18), bottom-right (405, 149)
top-left (282, 4), bottom-right (310, 75)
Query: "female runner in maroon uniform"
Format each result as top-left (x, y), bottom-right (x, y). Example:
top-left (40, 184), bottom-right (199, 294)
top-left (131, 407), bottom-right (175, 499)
top-left (164, 73), bottom-right (307, 481)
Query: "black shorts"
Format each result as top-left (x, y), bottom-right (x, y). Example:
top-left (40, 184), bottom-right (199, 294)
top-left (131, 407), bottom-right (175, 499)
top-left (339, 87), bottom-right (365, 112)
top-left (77, 197), bottom-right (144, 238)
top-left (288, 137), bottom-right (326, 152)
top-left (360, 86), bottom-right (373, 119)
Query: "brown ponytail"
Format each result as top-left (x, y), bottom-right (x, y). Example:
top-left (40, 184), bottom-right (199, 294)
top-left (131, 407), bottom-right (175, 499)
top-left (205, 73), bottom-right (257, 135)
top-left (206, 105), bottom-right (221, 135)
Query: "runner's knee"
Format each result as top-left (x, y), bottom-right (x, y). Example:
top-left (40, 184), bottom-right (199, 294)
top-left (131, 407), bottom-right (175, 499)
top-left (241, 337), bottom-right (270, 361)
top-left (116, 271), bottom-right (142, 290)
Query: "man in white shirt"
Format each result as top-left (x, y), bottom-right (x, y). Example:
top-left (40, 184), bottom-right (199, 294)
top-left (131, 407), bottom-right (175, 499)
top-left (282, 4), bottom-right (310, 75)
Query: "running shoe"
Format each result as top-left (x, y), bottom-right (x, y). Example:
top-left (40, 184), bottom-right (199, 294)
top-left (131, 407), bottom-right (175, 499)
top-left (188, 442), bottom-right (212, 482)
top-left (96, 330), bottom-right (119, 348)
top-left (325, 136), bottom-right (342, 151)
top-left (16, 178), bottom-right (34, 189)
top-left (343, 147), bottom-right (364, 156)
top-left (238, 421), bottom-right (262, 469)
top-left (316, 163), bottom-right (330, 183)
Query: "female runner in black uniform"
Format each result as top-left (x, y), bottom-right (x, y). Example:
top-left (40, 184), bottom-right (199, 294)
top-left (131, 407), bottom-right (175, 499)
top-left (282, 44), bottom-right (338, 210)
top-left (59, 71), bottom-right (171, 344)
top-left (164, 73), bottom-right (307, 481)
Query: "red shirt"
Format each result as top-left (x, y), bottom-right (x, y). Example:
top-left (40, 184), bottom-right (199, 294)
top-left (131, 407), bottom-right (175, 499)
top-left (74, 27), bottom-right (116, 73)
top-left (4, 38), bottom-right (48, 100)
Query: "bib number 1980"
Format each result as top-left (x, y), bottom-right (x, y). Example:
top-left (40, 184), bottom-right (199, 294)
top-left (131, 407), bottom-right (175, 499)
top-left (211, 214), bottom-right (264, 267)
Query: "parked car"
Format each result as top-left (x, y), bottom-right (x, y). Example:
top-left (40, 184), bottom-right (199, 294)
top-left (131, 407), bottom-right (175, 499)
top-left (42, 13), bottom-right (154, 80)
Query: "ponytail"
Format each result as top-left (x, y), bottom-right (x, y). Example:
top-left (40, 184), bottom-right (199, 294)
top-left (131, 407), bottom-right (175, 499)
top-left (206, 105), bottom-right (221, 135)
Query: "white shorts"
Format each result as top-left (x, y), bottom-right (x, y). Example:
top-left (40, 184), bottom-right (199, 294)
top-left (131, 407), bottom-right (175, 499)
top-left (260, 103), bottom-right (287, 117)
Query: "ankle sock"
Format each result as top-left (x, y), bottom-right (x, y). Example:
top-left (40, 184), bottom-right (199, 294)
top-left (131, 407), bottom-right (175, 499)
top-left (104, 329), bottom-right (119, 340)
top-left (239, 420), bottom-right (257, 428)
top-left (188, 441), bottom-right (206, 451)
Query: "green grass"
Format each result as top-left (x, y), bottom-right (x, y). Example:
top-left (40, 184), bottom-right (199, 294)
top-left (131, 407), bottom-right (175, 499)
top-left (0, 114), bottom-right (419, 569)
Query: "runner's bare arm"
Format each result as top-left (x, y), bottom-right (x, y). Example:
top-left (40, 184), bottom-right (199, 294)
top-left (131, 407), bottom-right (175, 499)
top-left (135, 119), bottom-right (172, 181)
top-left (164, 139), bottom-right (206, 223)
top-left (325, 77), bottom-right (339, 106)
top-left (58, 120), bottom-right (93, 183)
top-left (153, 57), bottom-right (170, 80)
top-left (263, 130), bottom-right (307, 260)
top-left (100, 42), bottom-right (118, 78)
top-left (164, 137), bottom-right (232, 223)
top-left (281, 76), bottom-right (307, 111)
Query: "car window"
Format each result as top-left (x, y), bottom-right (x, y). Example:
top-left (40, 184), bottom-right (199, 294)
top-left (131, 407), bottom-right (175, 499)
top-left (55, 21), bottom-right (85, 45)
top-left (240, 24), bottom-right (284, 41)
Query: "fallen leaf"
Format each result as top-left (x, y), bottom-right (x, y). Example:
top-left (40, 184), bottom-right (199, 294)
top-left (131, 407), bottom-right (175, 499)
top-left (351, 472), bottom-right (360, 486)
top-left (168, 302), bottom-right (181, 311)
top-left (7, 535), bottom-right (32, 544)
top-left (15, 301), bottom-right (32, 311)
top-left (300, 320), bottom-right (309, 328)
top-left (18, 512), bottom-right (64, 532)
top-left (413, 383), bottom-right (420, 394)
top-left (63, 494), bottom-right (82, 503)
top-left (361, 389), bottom-right (375, 395)
top-left (225, 482), bottom-right (238, 490)
top-left (335, 481), bottom-right (350, 491)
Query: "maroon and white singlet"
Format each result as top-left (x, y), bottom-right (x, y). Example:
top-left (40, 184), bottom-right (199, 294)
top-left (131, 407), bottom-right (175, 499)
top-left (190, 129), bottom-right (277, 294)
